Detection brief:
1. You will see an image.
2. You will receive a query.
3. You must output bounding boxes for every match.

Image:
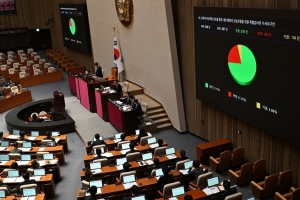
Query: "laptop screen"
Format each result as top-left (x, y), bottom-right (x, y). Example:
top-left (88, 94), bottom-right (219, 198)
top-left (22, 142), bottom-right (32, 148)
top-left (166, 147), bottom-right (175, 155)
top-left (0, 190), bottom-right (5, 198)
top-left (0, 154), bottom-right (9, 161)
top-left (135, 130), bottom-right (140, 136)
top-left (51, 131), bottom-right (60, 136)
top-left (23, 188), bottom-right (36, 197)
top-left (13, 129), bottom-right (20, 135)
top-left (207, 177), bottom-right (219, 187)
top-left (90, 162), bottom-right (101, 170)
top-left (31, 131), bottom-right (39, 137)
top-left (115, 133), bottom-right (122, 139)
top-left (1, 141), bottom-right (9, 147)
top-left (93, 147), bottom-right (104, 155)
top-left (147, 137), bottom-right (156, 144)
top-left (123, 174), bottom-right (135, 183)
top-left (184, 161), bottom-right (193, 169)
top-left (21, 154), bottom-right (31, 161)
top-left (89, 180), bottom-right (103, 188)
top-left (132, 195), bottom-right (146, 200)
top-left (155, 168), bottom-right (163, 177)
top-left (8, 170), bottom-right (19, 178)
top-left (43, 153), bottom-right (54, 160)
top-left (142, 153), bottom-right (152, 161)
top-left (171, 186), bottom-right (185, 197)
top-left (246, 198), bottom-right (254, 200)
top-left (116, 157), bottom-right (127, 166)
top-left (121, 142), bottom-right (130, 150)
top-left (34, 168), bottom-right (46, 176)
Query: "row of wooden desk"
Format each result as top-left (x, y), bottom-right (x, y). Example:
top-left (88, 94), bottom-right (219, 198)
top-left (0, 91), bottom-right (32, 114)
top-left (0, 194), bottom-right (45, 200)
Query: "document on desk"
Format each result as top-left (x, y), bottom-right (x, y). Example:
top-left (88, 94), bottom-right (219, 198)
top-left (15, 177), bottom-right (25, 182)
top-left (166, 154), bottom-right (177, 160)
top-left (27, 137), bottom-right (36, 141)
top-left (123, 182), bottom-right (137, 189)
top-left (30, 176), bottom-right (41, 181)
top-left (179, 169), bottom-right (189, 175)
top-left (6, 135), bottom-right (20, 139)
top-left (38, 147), bottom-right (45, 151)
top-left (85, 188), bottom-right (102, 196)
top-left (55, 138), bottom-right (60, 143)
top-left (37, 160), bottom-right (46, 166)
top-left (168, 198), bottom-right (178, 200)
top-left (121, 149), bottom-right (130, 155)
top-left (92, 169), bottom-right (102, 174)
top-left (116, 165), bottom-right (123, 170)
top-left (3, 177), bottom-right (16, 183)
top-left (0, 161), bottom-right (8, 165)
top-left (49, 160), bottom-right (58, 164)
top-left (17, 161), bottom-right (29, 165)
top-left (145, 160), bottom-right (154, 165)
top-left (114, 139), bottom-right (121, 143)
top-left (101, 152), bottom-right (113, 157)
top-left (149, 143), bottom-right (159, 149)
top-left (203, 187), bottom-right (219, 195)
top-left (19, 148), bottom-right (31, 152)
top-left (0, 147), bottom-right (7, 151)
top-left (218, 186), bottom-right (225, 191)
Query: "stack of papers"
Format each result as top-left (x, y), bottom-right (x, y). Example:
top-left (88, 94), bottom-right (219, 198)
top-left (15, 177), bottom-right (25, 182)
top-left (37, 160), bottom-right (46, 166)
top-left (0, 147), bottom-right (7, 151)
top-left (19, 148), bottom-right (31, 152)
top-left (21, 196), bottom-right (36, 200)
top-left (101, 152), bottom-right (113, 157)
top-left (17, 161), bottom-right (29, 165)
top-left (38, 147), bottom-right (45, 151)
top-left (123, 182), bottom-right (137, 189)
top-left (92, 169), bottom-right (102, 174)
top-left (179, 169), bottom-right (189, 175)
top-left (114, 139), bottom-right (121, 143)
top-left (149, 143), bottom-right (159, 149)
top-left (55, 138), bottom-right (60, 143)
top-left (169, 198), bottom-right (178, 200)
top-left (166, 154), bottom-right (177, 159)
top-left (3, 177), bottom-right (16, 183)
top-left (0, 161), bottom-right (8, 165)
top-left (203, 187), bottom-right (219, 195)
top-left (121, 149), bottom-right (130, 155)
top-left (30, 176), bottom-right (41, 181)
top-left (7, 135), bottom-right (19, 139)
top-left (27, 137), bottom-right (36, 141)
top-left (218, 186), bottom-right (225, 191)
top-left (145, 160), bottom-right (154, 165)
top-left (116, 165), bottom-right (123, 170)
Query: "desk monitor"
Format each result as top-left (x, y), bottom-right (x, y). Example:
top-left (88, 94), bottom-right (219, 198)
top-left (21, 154), bottom-right (31, 161)
top-left (123, 174), bottom-right (135, 184)
top-left (51, 131), bottom-right (60, 136)
top-left (93, 136), bottom-right (103, 141)
top-left (132, 195), bottom-right (146, 200)
top-left (34, 168), bottom-right (46, 176)
top-left (121, 142), bottom-right (130, 150)
top-left (0, 190), bottom-right (5, 198)
top-left (135, 129), bottom-right (140, 136)
top-left (12, 129), bottom-right (20, 135)
top-left (7, 170), bottom-right (19, 178)
top-left (46, 141), bottom-right (56, 147)
top-left (1, 141), bottom-right (9, 147)
top-left (22, 142), bottom-right (32, 148)
top-left (171, 186), bottom-right (185, 197)
top-left (43, 153), bottom-right (54, 160)
top-left (116, 157), bottom-right (127, 166)
top-left (115, 133), bottom-right (122, 139)
top-left (142, 152), bottom-right (152, 161)
top-left (90, 162), bottom-right (101, 170)
top-left (246, 198), bottom-right (254, 200)
top-left (89, 180), bottom-right (103, 188)
top-left (155, 168), bottom-right (163, 177)
top-left (147, 137), bottom-right (156, 144)
top-left (93, 147), bottom-right (104, 155)
top-left (166, 147), bottom-right (175, 155)
top-left (0, 154), bottom-right (9, 161)
top-left (184, 160), bottom-right (193, 169)
top-left (23, 188), bottom-right (37, 197)
top-left (31, 131), bottom-right (39, 137)
top-left (207, 177), bottom-right (219, 187)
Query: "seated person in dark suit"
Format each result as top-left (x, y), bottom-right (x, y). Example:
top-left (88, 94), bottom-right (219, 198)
top-left (188, 160), bottom-right (204, 184)
top-left (10, 142), bottom-right (22, 153)
top-left (0, 88), bottom-right (5, 98)
top-left (83, 169), bottom-right (93, 182)
top-left (120, 133), bottom-right (126, 142)
top-left (137, 128), bottom-right (147, 142)
top-left (95, 62), bottom-right (103, 78)
top-left (17, 131), bottom-right (27, 142)
top-left (93, 148), bottom-right (105, 161)
top-left (111, 80), bottom-right (122, 92)
top-left (126, 95), bottom-right (135, 106)
top-left (176, 150), bottom-right (189, 162)
top-left (218, 180), bottom-right (237, 200)
top-left (43, 131), bottom-right (55, 141)
top-left (157, 166), bottom-right (175, 193)
top-left (85, 185), bottom-right (101, 200)
top-left (90, 133), bottom-right (105, 149)
top-left (144, 158), bottom-right (162, 177)
top-left (122, 185), bottom-right (141, 200)
top-left (120, 162), bottom-right (131, 174)
top-left (31, 114), bottom-right (42, 122)
top-left (18, 172), bottom-right (43, 193)
top-left (0, 179), bottom-right (12, 193)
top-left (132, 99), bottom-right (144, 123)
top-left (157, 139), bottom-right (164, 147)
top-left (184, 195), bottom-right (193, 200)
top-left (126, 142), bottom-right (138, 154)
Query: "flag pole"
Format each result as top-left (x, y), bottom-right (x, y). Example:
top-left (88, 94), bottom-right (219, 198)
top-left (113, 27), bottom-right (116, 37)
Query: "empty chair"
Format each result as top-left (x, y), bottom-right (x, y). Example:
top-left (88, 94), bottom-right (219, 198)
top-left (33, 64), bottom-right (40, 70)
top-left (175, 159), bottom-right (190, 170)
top-left (159, 181), bottom-right (181, 197)
top-left (34, 55), bottom-right (41, 60)
top-left (34, 69), bottom-right (43, 75)
top-left (10, 86), bottom-right (19, 93)
top-left (93, 158), bottom-right (109, 167)
top-left (122, 81), bottom-right (129, 93)
top-left (81, 180), bottom-right (89, 188)
top-left (252, 159), bottom-right (266, 181)
top-left (251, 174), bottom-right (278, 199)
top-left (31, 52), bottom-right (37, 56)
top-left (21, 57), bottom-right (28, 62)
top-left (119, 171), bottom-right (136, 183)
top-left (13, 63), bottom-right (19, 68)
top-left (39, 111), bottom-right (47, 115)
top-left (189, 171), bottom-right (213, 189)
top-left (19, 72), bottom-right (26, 78)
top-left (0, 186), bottom-right (10, 196)
top-left (27, 61), bottom-right (34, 66)
top-left (225, 192), bottom-right (243, 200)
top-left (1, 65), bottom-right (7, 70)
top-left (36, 152), bottom-right (50, 159)
top-left (209, 150), bottom-right (232, 172)
top-left (275, 187), bottom-right (300, 200)
top-left (231, 147), bottom-right (245, 168)
top-left (9, 153), bottom-right (21, 160)
top-left (20, 66), bottom-right (28, 72)
top-left (153, 146), bottom-right (168, 156)
top-left (27, 168), bottom-right (34, 175)
top-left (8, 68), bottom-right (15, 74)
top-left (48, 66), bottom-right (56, 73)
top-left (44, 63), bottom-right (51, 68)
top-left (228, 163), bottom-right (254, 186)
top-left (117, 141), bottom-right (130, 150)
top-left (92, 145), bottom-right (106, 154)
top-left (39, 59), bottom-right (46, 64)
top-left (139, 135), bottom-right (152, 145)
top-left (31, 112), bottom-right (38, 117)
top-left (20, 184), bottom-right (40, 196)
top-left (277, 170), bottom-right (293, 194)
top-left (105, 67), bottom-right (118, 81)
top-left (126, 152), bottom-right (142, 162)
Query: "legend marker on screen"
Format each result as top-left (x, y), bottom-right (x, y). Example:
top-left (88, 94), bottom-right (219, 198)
top-left (205, 83), bottom-right (208, 88)
top-left (228, 91), bottom-right (232, 97)
top-left (256, 102), bottom-right (261, 109)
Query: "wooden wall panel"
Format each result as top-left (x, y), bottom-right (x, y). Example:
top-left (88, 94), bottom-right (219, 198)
top-left (178, 0), bottom-right (300, 186)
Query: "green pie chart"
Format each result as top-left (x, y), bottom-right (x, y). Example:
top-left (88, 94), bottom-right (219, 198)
top-left (69, 18), bottom-right (76, 35)
top-left (228, 44), bottom-right (257, 86)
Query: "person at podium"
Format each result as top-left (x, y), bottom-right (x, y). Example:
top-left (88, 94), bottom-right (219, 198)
top-left (95, 62), bottom-right (103, 78)
top-left (111, 80), bottom-right (122, 93)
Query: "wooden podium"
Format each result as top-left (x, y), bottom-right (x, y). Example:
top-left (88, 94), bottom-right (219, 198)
top-left (53, 91), bottom-right (65, 112)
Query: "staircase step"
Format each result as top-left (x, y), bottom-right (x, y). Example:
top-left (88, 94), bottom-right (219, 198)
top-left (153, 118), bottom-right (171, 126)
top-left (157, 123), bottom-right (173, 132)
top-left (148, 113), bottom-right (168, 121)
top-left (148, 105), bottom-right (163, 111)
top-left (148, 108), bottom-right (165, 116)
